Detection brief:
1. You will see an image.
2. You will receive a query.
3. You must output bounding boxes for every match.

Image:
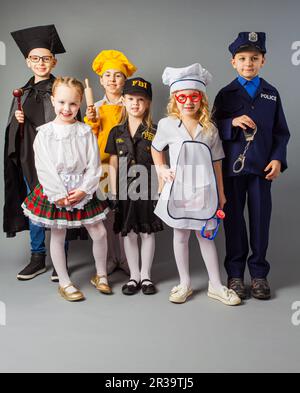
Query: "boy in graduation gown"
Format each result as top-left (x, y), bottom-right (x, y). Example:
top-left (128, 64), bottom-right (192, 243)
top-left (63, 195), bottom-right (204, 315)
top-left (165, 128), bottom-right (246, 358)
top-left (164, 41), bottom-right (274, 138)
top-left (3, 25), bottom-right (70, 281)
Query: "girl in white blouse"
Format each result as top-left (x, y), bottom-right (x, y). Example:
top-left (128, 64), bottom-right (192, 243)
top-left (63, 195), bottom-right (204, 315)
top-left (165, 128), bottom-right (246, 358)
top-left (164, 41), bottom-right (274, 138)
top-left (22, 77), bottom-right (110, 302)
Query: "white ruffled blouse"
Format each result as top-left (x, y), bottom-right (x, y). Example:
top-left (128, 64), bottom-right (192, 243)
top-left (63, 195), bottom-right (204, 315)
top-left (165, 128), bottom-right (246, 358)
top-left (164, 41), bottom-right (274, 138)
top-left (33, 121), bottom-right (102, 210)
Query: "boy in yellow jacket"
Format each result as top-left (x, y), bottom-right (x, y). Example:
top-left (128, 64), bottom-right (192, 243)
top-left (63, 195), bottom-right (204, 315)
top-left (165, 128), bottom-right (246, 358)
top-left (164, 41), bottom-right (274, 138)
top-left (85, 50), bottom-right (137, 275)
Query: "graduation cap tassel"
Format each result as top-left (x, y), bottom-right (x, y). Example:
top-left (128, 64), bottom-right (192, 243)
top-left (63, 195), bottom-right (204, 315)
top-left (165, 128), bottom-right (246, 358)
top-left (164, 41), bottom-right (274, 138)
top-left (13, 89), bottom-right (24, 138)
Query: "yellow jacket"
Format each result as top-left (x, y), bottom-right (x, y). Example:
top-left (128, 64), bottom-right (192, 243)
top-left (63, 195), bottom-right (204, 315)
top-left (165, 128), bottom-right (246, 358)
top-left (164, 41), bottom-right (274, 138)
top-left (84, 102), bottom-right (123, 164)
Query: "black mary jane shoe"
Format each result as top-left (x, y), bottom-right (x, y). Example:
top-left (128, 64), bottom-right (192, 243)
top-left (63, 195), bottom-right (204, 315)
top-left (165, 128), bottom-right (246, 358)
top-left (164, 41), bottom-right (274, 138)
top-left (122, 279), bottom-right (140, 296)
top-left (141, 279), bottom-right (157, 295)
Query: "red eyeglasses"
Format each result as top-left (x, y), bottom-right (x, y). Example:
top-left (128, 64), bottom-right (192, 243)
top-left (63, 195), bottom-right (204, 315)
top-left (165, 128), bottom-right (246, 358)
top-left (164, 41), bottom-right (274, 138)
top-left (175, 92), bottom-right (202, 104)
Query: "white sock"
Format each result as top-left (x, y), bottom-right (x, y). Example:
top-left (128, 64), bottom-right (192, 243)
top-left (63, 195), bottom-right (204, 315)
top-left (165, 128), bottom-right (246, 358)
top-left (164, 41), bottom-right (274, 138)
top-left (50, 228), bottom-right (77, 293)
top-left (140, 233), bottom-right (155, 283)
top-left (85, 222), bottom-right (108, 285)
top-left (195, 231), bottom-right (223, 289)
top-left (123, 231), bottom-right (140, 285)
top-left (173, 229), bottom-right (191, 288)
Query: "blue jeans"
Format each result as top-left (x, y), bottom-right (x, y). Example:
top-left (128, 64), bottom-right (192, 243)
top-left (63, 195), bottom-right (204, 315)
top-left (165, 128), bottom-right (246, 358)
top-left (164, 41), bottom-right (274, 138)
top-left (24, 177), bottom-right (46, 254)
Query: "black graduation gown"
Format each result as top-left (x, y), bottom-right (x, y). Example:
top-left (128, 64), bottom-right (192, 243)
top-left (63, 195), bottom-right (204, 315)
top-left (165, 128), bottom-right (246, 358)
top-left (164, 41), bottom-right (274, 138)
top-left (3, 75), bottom-right (87, 240)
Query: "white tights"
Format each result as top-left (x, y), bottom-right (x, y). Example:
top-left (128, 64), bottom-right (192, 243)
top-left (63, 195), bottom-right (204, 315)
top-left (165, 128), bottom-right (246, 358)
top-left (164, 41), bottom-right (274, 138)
top-left (50, 222), bottom-right (107, 292)
top-left (173, 228), bottom-right (222, 289)
top-left (123, 231), bottom-right (155, 285)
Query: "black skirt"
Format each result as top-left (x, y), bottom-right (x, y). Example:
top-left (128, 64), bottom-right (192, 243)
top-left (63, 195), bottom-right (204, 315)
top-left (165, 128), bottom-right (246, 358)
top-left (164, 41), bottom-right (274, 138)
top-left (114, 198), bottom-right (164, 236)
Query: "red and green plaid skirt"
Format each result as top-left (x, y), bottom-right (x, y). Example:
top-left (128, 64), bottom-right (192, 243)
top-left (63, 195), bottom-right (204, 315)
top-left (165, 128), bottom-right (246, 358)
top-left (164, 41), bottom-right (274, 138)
top-left (22, 184), bottom-right (109, 229)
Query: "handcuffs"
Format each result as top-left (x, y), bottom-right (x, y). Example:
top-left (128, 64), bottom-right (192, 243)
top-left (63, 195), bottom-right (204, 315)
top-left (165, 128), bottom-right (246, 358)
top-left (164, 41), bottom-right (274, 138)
top-left (233, 126), bottom-right (257, 174)
top-left (201, 210), bottom-right (225, 240)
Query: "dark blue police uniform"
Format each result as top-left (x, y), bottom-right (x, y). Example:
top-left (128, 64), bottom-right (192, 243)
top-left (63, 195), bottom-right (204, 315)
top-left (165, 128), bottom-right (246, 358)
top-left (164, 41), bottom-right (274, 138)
top-left (213, 32), bottom-right (290, 280)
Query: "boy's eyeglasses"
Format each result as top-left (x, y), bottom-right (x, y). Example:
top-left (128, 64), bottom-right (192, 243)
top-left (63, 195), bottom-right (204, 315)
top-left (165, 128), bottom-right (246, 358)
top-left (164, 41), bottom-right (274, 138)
top-left (175, 92), bottom-right (202, 104)
top-left (28, 55), bottom-right (54, 63)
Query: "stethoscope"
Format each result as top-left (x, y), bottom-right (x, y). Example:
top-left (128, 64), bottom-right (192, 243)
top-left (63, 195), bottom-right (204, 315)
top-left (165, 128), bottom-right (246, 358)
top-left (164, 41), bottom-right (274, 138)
top-left (201, 210), bottom-right (225, 240)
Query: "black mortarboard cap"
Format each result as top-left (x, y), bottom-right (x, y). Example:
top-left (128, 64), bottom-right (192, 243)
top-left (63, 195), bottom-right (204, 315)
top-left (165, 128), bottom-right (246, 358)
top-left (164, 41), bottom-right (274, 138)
top-left (11, 25), bottom-right (66, 58)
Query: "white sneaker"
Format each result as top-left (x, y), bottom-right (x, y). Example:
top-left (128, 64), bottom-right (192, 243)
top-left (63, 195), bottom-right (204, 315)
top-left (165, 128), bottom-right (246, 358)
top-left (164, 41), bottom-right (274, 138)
top-left (207, 282), bottom-right (241, 306)
top-left (169, 284), bottom-right (193, 304)
top-left (107, 259), bottom-right (118, 275)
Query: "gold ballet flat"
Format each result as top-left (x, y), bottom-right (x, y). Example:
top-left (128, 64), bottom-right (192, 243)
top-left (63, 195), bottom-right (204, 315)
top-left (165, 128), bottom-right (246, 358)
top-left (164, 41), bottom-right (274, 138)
top-left (91, 275), bottom-right (112, 295)
top-left (58, 284), bottom-right (85, 302)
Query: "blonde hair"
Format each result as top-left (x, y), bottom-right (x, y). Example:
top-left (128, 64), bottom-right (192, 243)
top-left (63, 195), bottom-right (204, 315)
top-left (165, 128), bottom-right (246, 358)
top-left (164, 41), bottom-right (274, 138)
top-left (52, 76), bottom-right (84, 99)
top-left (119, 97), bottom-right (154, 132)
top-left (167, 92), bottom-right (215, 134)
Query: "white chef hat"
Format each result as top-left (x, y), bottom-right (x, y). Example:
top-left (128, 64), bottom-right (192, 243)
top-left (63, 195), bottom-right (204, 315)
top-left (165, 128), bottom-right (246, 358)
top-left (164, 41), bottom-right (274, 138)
top-left (162, 63), bottom-right (212, 94)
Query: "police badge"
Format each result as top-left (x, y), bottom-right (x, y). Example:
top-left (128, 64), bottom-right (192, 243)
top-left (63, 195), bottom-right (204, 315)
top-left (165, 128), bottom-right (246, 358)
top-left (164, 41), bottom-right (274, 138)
top-left (249, 32), bottom-right (258, 42)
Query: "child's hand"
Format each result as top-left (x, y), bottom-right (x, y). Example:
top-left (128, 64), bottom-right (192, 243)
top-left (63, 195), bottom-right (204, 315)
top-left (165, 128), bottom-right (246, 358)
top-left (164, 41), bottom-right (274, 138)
top-left (232, 115), bottom-right (256, 130)
top-left (15, 110), bottom-right (24, 124)
top-left (86, 106), bottom-right (97, 121)
top-left (158, 166), bottom-right (175, 183)
top-left (56, 197), bottom-right (70, 207)
top-left (67, 189), bottom-right (87, 205)
top-left (264, 160), bottom-right (281, 180)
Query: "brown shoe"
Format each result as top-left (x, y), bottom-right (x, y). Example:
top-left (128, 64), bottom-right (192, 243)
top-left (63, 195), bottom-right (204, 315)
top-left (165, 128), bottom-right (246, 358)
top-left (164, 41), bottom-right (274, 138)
top-left (228, 278), bottom-right (248, 300)
top-left (251, 278), bottom-right (271, 300)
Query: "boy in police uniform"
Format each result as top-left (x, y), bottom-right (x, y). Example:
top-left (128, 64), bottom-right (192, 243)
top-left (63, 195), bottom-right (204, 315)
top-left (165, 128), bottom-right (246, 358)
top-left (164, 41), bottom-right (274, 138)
top-left (213, 32), bottom-right (290, 300)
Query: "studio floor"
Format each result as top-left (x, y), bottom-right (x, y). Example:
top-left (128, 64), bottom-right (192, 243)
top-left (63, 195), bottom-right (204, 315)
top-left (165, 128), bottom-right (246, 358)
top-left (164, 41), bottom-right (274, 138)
top-left (0, 233), bottom-right (300, 373)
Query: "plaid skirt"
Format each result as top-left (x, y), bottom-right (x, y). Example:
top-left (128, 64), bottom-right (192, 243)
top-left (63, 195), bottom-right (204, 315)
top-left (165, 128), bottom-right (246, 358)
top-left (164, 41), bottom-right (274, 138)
top-left (22, 184), bottom-right (109, 229)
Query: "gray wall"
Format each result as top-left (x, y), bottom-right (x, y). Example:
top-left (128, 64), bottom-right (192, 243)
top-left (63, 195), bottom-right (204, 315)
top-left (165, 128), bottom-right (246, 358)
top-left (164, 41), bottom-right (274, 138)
top-left (0, 0), bottom-right (299, 278)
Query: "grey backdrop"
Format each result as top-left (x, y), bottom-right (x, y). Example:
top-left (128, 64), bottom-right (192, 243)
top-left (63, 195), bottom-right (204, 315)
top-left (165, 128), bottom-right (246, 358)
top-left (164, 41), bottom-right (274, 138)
top-left (0, 0), bottom-right (299, 373)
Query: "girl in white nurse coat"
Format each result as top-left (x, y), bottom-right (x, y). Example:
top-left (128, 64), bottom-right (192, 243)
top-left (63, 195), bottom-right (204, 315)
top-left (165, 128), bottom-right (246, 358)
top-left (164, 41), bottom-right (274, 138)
top-left (151, 63), bottom-right (241, 306)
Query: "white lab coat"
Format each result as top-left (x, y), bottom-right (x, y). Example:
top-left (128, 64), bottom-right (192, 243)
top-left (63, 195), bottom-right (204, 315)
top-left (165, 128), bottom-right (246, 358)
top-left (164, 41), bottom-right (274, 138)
top-left (152, 117), bottom-right (224, 230)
